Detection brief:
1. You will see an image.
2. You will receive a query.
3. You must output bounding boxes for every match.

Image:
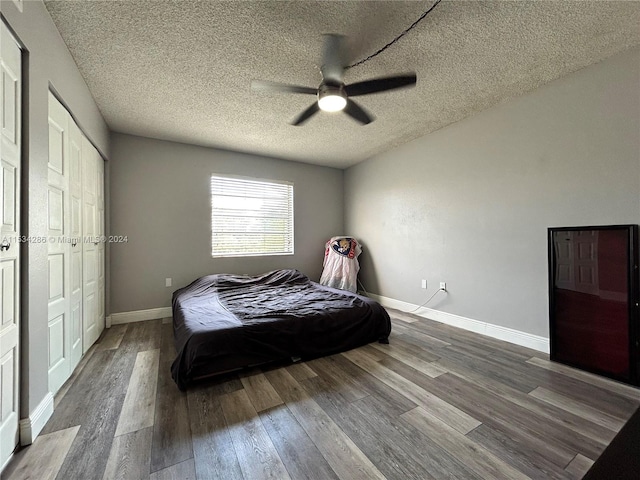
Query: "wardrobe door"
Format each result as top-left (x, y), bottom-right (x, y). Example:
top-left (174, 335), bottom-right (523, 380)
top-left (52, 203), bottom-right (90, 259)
top-left (68, 121), bottom-right (83, 368)
top-left (97, 156), bottom-right (105, 334)
top-left (82, 136), bottom-right (99, 351)
top-left (47, 96), bottom-right (105, 391)
top-left (47, 93), bottom-right (71, 394)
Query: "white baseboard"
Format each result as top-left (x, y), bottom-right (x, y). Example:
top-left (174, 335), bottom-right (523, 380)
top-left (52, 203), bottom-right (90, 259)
top-left (369, 293), bottom-right (550, 353)
top-left (109, 307), bottom-right (172, 325)
top-left (106, 315), bottom-right (112, 328)
top-left (19, 392), bottom-right (54, 446)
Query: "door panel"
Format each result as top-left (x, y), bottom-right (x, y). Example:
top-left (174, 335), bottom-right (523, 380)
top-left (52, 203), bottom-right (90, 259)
top-left (47, 93), bottom-right (71, 395)
top-left (47, 121), bottom-right (64, 175)
top-left (82, 136), bottom-right (99, 351)
top-left (1, 350), bottom-right (15, 420)
top-left (47, 187), bottom-right (63, 234)
top-left (67, 122), bottom-right (82, 367)
top-left (1, 261), bottom-right (15, 327)
top-left (0, 20), bottom-right (21, 470)
top-left (97, 157), bottom-right (105, 334)
top-left (48, 253), bottom-right (64, 301)
top-left (48, 314), bottom-right (65, 370)
top-left (0, 348), bottom-right (17, 464)
top-left (1, 163), bottom-right (16, 228)
top-left (1, 69), bottom-right (16, 143)
top-left (71, 303), bottom-right (81, 354)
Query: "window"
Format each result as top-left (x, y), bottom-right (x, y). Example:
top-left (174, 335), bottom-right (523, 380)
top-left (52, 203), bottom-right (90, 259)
top-left (211, 175), bottom-right (294, 257)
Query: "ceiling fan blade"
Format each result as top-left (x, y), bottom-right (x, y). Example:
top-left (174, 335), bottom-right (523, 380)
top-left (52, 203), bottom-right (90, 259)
top-left (291, 102), bottom-right (320, 126)
top-left (251, 80), bottom-right (317, 95)
top-left (321, 34), bottom-right (347, 83)
top-left (345, 74), bottom-right (417, 97)
top-left (344, 99), bottom-right (374, 125)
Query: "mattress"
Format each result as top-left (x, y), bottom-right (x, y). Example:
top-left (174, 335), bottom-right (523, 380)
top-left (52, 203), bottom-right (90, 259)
top-left (170, 269), bottom-right (391, 390)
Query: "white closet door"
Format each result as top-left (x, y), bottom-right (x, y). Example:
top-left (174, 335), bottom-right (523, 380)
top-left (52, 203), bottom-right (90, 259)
top-left (68, 121), bottom-right (83, 367)
top-left (96, 156), bottom-right (105, 335)
top-left (47, 96), bottom-right (104, 391)
top-left (0, 21), bottom-right (21, 470)
top-left (82, 136), bottom-right (99, 351)
top-left (47, 93), bottom-right (72, 395)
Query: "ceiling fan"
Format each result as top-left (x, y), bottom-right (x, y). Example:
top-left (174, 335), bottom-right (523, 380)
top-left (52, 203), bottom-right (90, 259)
top-left (251, 34), bottom-right (417, 126)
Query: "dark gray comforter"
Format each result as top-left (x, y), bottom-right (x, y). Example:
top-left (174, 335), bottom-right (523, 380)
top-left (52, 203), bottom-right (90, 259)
top-left (171, 269), bottom-right (391, 390)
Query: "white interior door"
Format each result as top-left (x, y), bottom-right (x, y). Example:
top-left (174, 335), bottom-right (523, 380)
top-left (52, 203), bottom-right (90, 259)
top-left (82, 136), bottom-right (99, 351)
top-left (47, 93), bottom-right (72, 395)
top-left (0, 21), bottom-right (21, 470)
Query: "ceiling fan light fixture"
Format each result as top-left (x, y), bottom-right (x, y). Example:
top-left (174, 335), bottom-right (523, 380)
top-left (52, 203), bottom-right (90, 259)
top-left (251, 34), bottom-right (418, 125)
top-left (318, 84), bottom-right (347, 112)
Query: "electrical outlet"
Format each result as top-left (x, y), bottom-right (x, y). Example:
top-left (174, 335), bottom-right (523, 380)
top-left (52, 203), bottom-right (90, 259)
top-left (440, 282), bottom-right (446, 291)
top-left (165, 277), bottom-right (172, 287)
top-left (421, 279), bottom-right (427, 289)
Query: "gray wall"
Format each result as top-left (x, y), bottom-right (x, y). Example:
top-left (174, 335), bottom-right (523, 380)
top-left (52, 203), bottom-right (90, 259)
top-left (345, 47), bottom-right (640, 338)
top-left (1, 1), bottom-right (110, 416)
top-left (109, 133), bottom-right (344, 313)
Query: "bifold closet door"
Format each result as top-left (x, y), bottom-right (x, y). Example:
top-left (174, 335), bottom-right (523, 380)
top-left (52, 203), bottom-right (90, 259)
top-left (82, 135), bottom-right (101, 351)
top-left (47, 93), bottom-right (73, 395)
top-left (47, 94), bottom-right (105, 394)
top-left (0, 20), bottom-right (22, 469)
top-left (97, 158), bottom-right (105, 331)
top-left (68, 120), bottom-right (84, 367)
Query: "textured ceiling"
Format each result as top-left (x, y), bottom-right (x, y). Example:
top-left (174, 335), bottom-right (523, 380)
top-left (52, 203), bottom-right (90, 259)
top-left (45, 0), bottom-right (640, 168)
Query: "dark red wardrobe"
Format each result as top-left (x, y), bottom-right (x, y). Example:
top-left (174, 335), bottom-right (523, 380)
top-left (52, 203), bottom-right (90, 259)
top-left (548, 225), bottom-right (639, 386)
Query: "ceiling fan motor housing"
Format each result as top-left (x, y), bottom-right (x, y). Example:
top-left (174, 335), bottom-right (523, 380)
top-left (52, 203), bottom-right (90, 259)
top-left (318, 82), bottom-right (347, 112)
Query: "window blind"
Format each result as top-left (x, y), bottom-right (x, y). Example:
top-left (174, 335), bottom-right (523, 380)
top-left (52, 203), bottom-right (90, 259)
top-left (211, 175), bottom-right (294, 257)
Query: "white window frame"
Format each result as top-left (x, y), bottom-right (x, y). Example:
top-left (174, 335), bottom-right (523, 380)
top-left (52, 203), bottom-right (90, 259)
top-left (210, 174), bottom-right (294, 257)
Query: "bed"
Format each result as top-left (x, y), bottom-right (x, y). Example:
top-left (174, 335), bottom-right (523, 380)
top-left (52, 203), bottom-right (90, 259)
top-left (170, 269), bottom-right (391, 390)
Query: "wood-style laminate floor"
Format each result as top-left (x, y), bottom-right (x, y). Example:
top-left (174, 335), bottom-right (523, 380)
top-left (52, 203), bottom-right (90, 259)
top-left (3, 309), bottom-right (639, 480)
